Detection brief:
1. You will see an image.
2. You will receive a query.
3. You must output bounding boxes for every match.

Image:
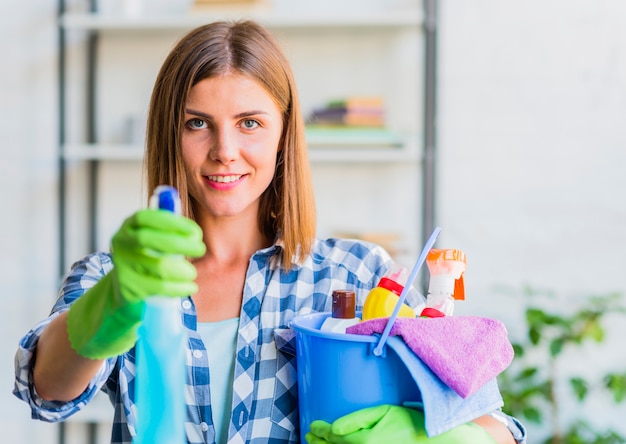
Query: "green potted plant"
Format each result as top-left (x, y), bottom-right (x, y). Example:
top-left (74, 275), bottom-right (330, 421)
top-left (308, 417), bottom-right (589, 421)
top-left (497, 286), bottom-right (626, 444)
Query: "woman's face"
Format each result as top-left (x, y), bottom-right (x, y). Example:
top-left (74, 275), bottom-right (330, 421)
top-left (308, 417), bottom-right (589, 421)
top-left (182, 72), bottom-right (283, 222)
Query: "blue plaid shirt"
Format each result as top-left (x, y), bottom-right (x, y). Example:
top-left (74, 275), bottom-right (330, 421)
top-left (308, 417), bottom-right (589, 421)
top-left (14, 238), bottom-right (412, 443)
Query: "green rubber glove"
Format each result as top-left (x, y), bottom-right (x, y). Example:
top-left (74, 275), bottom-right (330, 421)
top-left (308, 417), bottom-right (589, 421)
top-left (305, 404), bottom-right (497, 444)
top-left (67, 209), bottom-right (206, 360)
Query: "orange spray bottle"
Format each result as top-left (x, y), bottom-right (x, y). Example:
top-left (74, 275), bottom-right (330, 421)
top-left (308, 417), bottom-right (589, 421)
top-left (420, 249), bottom-right (466, 318)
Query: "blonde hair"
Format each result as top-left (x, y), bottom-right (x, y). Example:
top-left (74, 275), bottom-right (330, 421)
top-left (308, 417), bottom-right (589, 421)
top-left (145, 20), bottom-right (316, 267)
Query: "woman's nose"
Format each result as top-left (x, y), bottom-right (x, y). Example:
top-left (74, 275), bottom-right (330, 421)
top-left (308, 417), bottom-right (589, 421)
top-left (209, 128), bottom-right (238, 164)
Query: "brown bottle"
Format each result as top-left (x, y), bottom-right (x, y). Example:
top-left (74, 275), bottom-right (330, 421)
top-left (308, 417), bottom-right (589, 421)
top-left (320, 290), bottom-right (361, 333)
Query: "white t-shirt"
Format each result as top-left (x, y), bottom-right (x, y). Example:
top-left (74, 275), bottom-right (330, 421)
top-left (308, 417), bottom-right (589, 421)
top-left (196, 318), bottom-right (239, 444)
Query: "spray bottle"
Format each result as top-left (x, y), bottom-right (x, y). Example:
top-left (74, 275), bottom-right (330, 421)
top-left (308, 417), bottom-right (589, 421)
top-left (320, 290), bottom-right (361, 333)
top-left (362, 264), bottom-right (416, 321)
top-left (420, 249), bottom-right (466, 318)
top-left (134, 186), bottom-right (186, 444)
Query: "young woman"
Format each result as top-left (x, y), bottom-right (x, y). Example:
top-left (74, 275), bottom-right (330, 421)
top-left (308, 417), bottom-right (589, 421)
top-left (14, 20), bottom-right (525, 444)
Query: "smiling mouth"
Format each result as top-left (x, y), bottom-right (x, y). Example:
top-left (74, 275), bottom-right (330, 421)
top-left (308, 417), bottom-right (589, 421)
top-left (206, 174), bottom-right (243, 183)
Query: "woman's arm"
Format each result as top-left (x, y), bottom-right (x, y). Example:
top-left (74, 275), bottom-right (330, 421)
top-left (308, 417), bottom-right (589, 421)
top-left (473, 415), bottom-right (516, 444)
top-left (32, 311), bottom-right (104, 402)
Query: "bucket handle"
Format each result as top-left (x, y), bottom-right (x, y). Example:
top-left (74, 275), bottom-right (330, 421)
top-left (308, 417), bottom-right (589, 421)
top-left (372, 226), bottom-right (441, 357)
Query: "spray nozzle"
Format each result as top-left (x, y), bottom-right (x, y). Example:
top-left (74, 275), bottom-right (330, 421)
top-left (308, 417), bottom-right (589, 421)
top-left (426, 249), bottom-right (466, 300)
top-left (385, 263), bottom-right (409, 285)
top-left (377, 263), bottom-right (410, 296)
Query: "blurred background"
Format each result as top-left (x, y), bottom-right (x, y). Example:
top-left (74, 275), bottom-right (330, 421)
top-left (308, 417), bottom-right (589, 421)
top-left (2, 0), bottom-right (625, 442)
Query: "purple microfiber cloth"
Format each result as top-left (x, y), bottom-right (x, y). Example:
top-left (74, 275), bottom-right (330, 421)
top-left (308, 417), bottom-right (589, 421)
top-left (346, 316), bottom-right (514, 398)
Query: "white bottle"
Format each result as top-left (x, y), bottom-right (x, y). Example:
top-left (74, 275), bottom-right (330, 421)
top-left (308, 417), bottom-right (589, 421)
top-left (420, 249), bottom-right (466, 318)
top-left (320, 290), bottom-right (361, 333)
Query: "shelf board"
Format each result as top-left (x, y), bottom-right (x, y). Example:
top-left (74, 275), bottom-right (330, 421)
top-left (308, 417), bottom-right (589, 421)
top-left (62, 143), bottom-right (419, 163)
top-left (305, 126), bottom-right (404, 148)
top-left (308, 147), bottom-right (418, 163)
top-left (60, 10), bottom-right (421, 31)
top-left (63, 144), bottom-right (144, 161)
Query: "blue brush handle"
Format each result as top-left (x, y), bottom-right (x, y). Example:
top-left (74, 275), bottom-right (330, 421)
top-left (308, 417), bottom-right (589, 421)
top-left (372, 226), bottom-right (442, 357)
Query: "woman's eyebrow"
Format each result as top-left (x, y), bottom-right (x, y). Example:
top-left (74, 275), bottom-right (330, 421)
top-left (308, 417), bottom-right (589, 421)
top-left (185, 108), bottom-right (269, 119)
top-left (234, 110), bottom-right (269, 119)
top-left (185, 108), bottom-right (212, 119)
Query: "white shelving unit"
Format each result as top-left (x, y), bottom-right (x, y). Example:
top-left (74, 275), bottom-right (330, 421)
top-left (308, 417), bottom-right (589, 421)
top-left (59, 2), bottom-right (425, 268)
top-left (57, 3), bottom-right (429, 442)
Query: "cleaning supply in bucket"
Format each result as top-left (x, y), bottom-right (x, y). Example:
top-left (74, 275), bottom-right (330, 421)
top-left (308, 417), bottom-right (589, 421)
top-left (362, 264), bottom-right (416, 321)
top-left (320, 290), bottom-right (361, 333)
top-left (420, 249), bottom-right (466, 318)
top-left (134, 186), bottom-right (186, 444)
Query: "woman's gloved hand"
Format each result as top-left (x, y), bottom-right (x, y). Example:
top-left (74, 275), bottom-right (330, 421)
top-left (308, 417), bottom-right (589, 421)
top-left (305, 404), bottom-right (497, 444)
top-left (67, 209), bottom-right (206, 359)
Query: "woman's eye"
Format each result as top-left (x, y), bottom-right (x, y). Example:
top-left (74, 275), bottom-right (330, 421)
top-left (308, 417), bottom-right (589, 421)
top-left (186, 118), bottom-right (207, 130)
top-left (241, 119), bottom-right (259, 130)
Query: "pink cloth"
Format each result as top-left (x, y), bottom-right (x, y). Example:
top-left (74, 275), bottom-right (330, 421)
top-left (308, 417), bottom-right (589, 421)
top-left (346, 316), bottom-right (514, 398)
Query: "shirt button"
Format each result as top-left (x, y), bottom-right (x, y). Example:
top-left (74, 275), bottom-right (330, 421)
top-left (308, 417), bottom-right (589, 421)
top-left (182, 300), bottom-right (192, 310)
top-left (200, 422), bottom-right (209, 431)
top-left (193, 350), bottom-right (203, 359)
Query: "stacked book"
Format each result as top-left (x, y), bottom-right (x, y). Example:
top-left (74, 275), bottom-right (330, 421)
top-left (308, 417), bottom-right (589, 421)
top-left (306, 96), bottom-right (403, 149)
top-left (308, 97), bottom-right (385, 128)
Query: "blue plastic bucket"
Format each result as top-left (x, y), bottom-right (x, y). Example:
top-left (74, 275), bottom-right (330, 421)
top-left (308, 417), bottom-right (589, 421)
top-left (289, 312), bottom-right (421, 442)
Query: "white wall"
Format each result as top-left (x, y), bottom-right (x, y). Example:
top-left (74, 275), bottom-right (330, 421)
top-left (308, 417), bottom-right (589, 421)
top-left (438, 0), bottom-right (626, 438)
top-left (2, 0), bottom-right (626, 443)
top-left (0, 0), bottom-right (63, 441)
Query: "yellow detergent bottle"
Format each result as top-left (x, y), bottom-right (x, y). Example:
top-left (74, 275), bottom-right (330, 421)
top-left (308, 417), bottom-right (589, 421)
top-left (362, 264), bottom-right (416, 320)
top-left (420, 248), bottom-right (466, 318)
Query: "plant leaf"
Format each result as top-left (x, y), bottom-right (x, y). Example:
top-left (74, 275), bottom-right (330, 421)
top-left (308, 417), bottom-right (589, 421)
top-left (570, 377), bottom-right (588, 401)
top-left (549, 338), bottom-right (564, 357)
top-left (604, 373), bottom-right (626, 403)
top-left (521, 405), bottom-right (543, 424)
top-left (586, 319), bottom-right (605, 342)
top-left (529, 326), bottom-right (541, 345)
